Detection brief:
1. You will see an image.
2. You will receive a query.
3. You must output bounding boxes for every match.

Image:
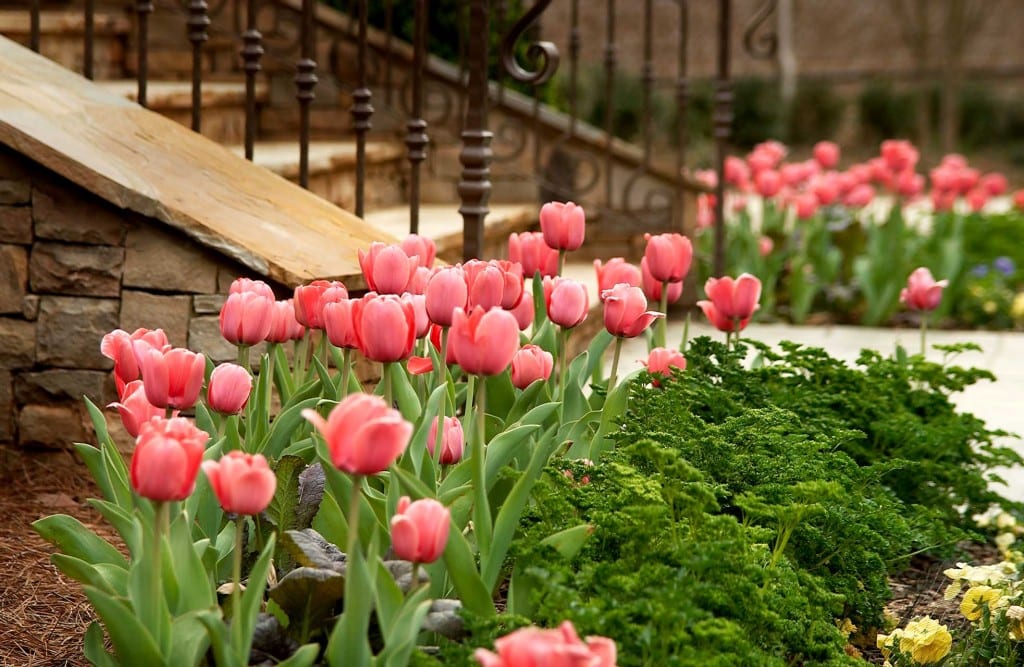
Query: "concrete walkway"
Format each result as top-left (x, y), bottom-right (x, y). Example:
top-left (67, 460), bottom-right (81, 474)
top-left (616, 321), bottom-right (1024, 502)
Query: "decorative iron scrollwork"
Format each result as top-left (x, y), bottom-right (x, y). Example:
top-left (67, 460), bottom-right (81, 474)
top-left (499, 0), bottom-right (560, 85)
top-left (742, 0), bottom-right (777, 60)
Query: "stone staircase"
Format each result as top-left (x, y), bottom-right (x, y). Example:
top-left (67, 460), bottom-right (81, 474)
top-left (0, 6), bottom-right (539, 262)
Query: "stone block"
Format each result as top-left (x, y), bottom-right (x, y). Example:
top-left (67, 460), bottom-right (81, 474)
top-left (0, 317), bottom-right (35, 368)
top-left (123, 224), bottom-right (219, 294)
top-left (0, 370), bottom-right (12, 442)
top-left (36, 297), bottom-right (119, 369)
top-left (189, 314), bottom-right (266, 365)
top-left (0, 244), bottom-right (28, 313)
top-left (14, 369), bottom-right (115, 406)
top-left (18, 403), bottom-right (88, 449)
top-left (218, 266), bottom-right (243, 293)
top-left (33, 180), bottom-right (125, 245)
top-left (21, 295), bottom-right (40, 320)
top-left (0, 179), bottom-right (30, 205)
top-left (0, 206), bottom-right (32, 244)
top-left (29, 242), bottom-right (124, 297)
top-left (120, 290), bottom-right (191, 347)
top-left (193, 293), bottom-right (227, 315)
top-left (0, 149), bottom-right (29, 180)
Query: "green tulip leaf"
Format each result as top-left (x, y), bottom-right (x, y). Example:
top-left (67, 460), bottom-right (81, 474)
top-left (33, 514), bottom-right (128, 568)
top-left (83, 621), bottom-right (119, 667)
top-left (277, 643), bottom-right (321, 667)
top-left (83, 585), bottom-right (164, 666)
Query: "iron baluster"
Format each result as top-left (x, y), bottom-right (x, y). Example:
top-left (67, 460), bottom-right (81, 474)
top-left (29, 0), bottom-right (39, 52)
top-left (350, 0), bottom-right (373, 216)
top-left (241, 0), bottom-right (264, 161)
top-left (568, 0), bottom-right (579, 138)
top-left (406, 0), bottom-right (429, 234)
top-left (641, 0), bottom-right (653, 168)
top-left (187, 0), bottom-right (210, 132)
top-left (602, 0), bottom-right (616, 210)
top-left (458, 0), bottom-right (492, 262)
top-left (135, 0), bottom-right (154, 107)
top-left (713, 0), bottom-right (733, 276)
top-left (84, 0), bottom-right (95, 79)
top-left (675, 0), bottom-right (689, 232)
top-left (295, 0), bottom-right (319, 189)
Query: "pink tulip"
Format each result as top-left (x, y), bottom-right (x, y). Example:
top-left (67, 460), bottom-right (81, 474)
top-left (474, 621), bottom-right (617, 667)
top-left (930, 165), bottom-right (959, 192)
top-left (101, 328), bottom-right (170, 396)
top-left (900, 267), bottom-right (948, 312)
top-left (812, 141), bottom-right (840, 170)
top-left (390, 496), bottom-right (450, 564)
top-left (966, 188), bottom-right (988, 213)
top-left (747, 150), bottom-right (775, 174)
top-left (359, 242), bottom-right (418, 295)
top-left (980, 173), bottom-right (1008, 197)
top-left (758, 236), bottom-right (774, 257)
top-left (756, 140), bottom-right (787, 164)
top-left (201, 451), bottom-right (277, 515)
top-left (724, 155), bottom-right (751, 188)
top-left (640, 257), bottom-right (683, 305)
top-left (492, 259), bottom-right (525, 310)
top-left (449, 306), bottom-right (520, 376)
top-left (539, 201), bottom-right (586, 251)
top-left (754, 170), bottom-right (782, 198)
top-left (108, 380), bottom-right (163, 438)
top-left (206, 363), bottom-right (252, 415)
top-left (842, 183), bottom-right (875, 208)
top-left (780, 163), bottom-right (808, 188)
top-left (294, 280), bottom-right (343, 329)
top-left (265, 299), bottom-right (306, 343)
top-left (137, 346), bottom-right (206, 410)
top-left (408, 266), bottom-right (433, 295)
top-left (353, 293), bottom-right (416, 362)
top-left (130, 416), bottom-right (208, 502)
top-left (931, 190), bottom-right (957, 213)
top-left (941, 153), bottom-right (968, 169)
top-left (696, 194), bottom-right (715, 229)
top-left (400, 234), bottom-right (437, 269)
top-left (303, 393), bottom-right (412, 475)
top-left (703, 274), bottom-right (761, 321)
top-left (322, 299), bottom-right (359, 349)
top-left (602, 283), bottom-right (663, 338)
top-left (811, 174), bottom-right (839, 206)
top-left (509, 231), bottom-right (559, 279)
top-left (956, 167), bottom-right (980, 193)
top-left (427, 416), bottom-right (464, 464)
top-left (228, 277), bottom-right (275, 301)
top-left (895, 170), bottom-right (924, 199)
top-left (1013, 189), bottom-right (1024, 210)
top-left (643, 233), bottom-right (693, 283)
top-left (510, 344), bottom-right (554, 389)
top-left (880, 139), bottom-right (919, 172)
top-left (793, 192), bottom-right (818, 220)
top-left (543, 277), bottom-right (589, 329)
top-left (594, 258), bottom-right (641, 295)
top-left (464, 260), bottom-right (506, 312)
top-left (511, 291), bottom-right (535, 331)
top-left (402, 293), bottom-right (431, 339)
top-left (644, 347), bottom-right (686, 386)
top-left (697, 301), bottom-right (744, 333)
top-left (425, 266), bottom-right (469, 327)
top-left (219, 291), bottom-right (274, 346)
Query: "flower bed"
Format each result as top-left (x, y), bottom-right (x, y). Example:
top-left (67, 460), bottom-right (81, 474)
top-left (695, 139), bottom-right (1024, 329)
top-left (30, 200), bottom-right (1024, 665)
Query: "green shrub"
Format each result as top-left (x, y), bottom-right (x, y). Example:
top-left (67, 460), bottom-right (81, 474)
top-left (731, 77), bottom-right (782, 149)
top-left (858, 80), bottom-right (916, 141)
top-left (787, 80), bottom-right (845, 145)
top-left (958, 83), bottom-right (1004, 149)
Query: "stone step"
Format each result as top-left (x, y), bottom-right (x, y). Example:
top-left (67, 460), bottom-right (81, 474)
top-left (94, 79), bottom-right (269, 144)
top-left (363, 203), bottom-right (538, 263)
top-left (228, 140), bottom-right (408, 213)
top-left (0, 9), bottom-right (130, 78)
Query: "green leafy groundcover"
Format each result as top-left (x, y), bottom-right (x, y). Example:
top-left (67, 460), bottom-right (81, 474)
top-left (435, 338), bottom-right (1023, 666)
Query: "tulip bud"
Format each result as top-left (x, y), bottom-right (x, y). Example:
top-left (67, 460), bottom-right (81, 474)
top-left (101, 328), bottom-right (170, 396)
top-left (353, 293), bottom-right (416, 363)
top-left (390, 496), bottom-right (450, 564)
top-left (643, 233), bottom-right (693, 284)
top-left (474, 621), bottom-right (617, 667)
top-left (640, 257), bottom-right (683, 305)
top-left (138, 346), bottom-right (206, 410)
top-left (510, 344), bottom-right (554, 389)
top-left (359, 242), bottom-right (418, 294)
top-left (400, 234), bottom-right (437, 269)
top-left (266, 299), bottom-right (306, 343)
top-left (108, 380), bottom-right (163, 438)
top-left (601, 284), bottom-right (663, 338)
top-left (219, 291), bottom-right (274, 346)
top-left (543, 277), bottom-right (589, 329)
top-left (644, 347), bottom-right (686, 386)
top-left (130, 416), bottom-right (208, 502)
top-left (294, 280), bottom-right (345, 329)
top-left (322, 299), bottom-right (359, 349)
top-left (509, 231), bottom-right (559, 279)
top-left (594, 258), bottom-right (641, 296)
top-left (900, 267), bottom-right (948, 312)
top-left (229, 277), bottom-right (275, 301)
top-left (813, 141), bottom-right (840, 170)
top-left (539, 201), bottom-right (586, 251)
top-left (206, 363), bottom-right (252, 415)
top-left (449, 306), bottom-right (520, 376)
top-left (201, 451), bottom-right (277, 515)
top-left (303, 393), bottom-right (412, 475)
top-left (425, 266), bottom-right (469, 327)
top-left (427, 416), bottom-right (464, 464)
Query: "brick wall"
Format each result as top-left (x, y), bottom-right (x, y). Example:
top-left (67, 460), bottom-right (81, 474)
top-left (0, 146), bottom-right (274, 452)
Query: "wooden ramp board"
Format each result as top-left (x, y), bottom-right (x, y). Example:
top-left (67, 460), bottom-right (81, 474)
top-left (0, 35), bottom-right (397, 287)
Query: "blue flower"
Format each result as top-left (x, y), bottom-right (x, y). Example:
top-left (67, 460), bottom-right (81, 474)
top-left (994, 256), bottom-right (1016, 276)
top-left (971, 264), bottom-right (989, 278)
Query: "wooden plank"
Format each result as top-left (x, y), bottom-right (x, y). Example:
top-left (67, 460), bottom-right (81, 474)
top-left (0, 35), bottom-right (400, 287)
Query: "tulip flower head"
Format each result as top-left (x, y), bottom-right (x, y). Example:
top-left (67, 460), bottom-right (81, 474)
top-left (427, 416), bottom-right (465, 465)
top-left (644, 347), bottom-right (687, 386)
top-left (303, 393), bottom-right (412, 475)
top-left (698, 274), bottom-right (762, 334)
top-left (449, 306), bottom-right (520, 376)
top-left (510, 344), bottom-right (554, 389)
top-left (509, 231), bottom-right (559, 279)
top-left (511, 291), bottom-right (535, 331)
top-left (101, 328), bottom-right (170, 396)
top-left (400, 233), bottom-right (437, 269)
top-left (425, 266), bottom-right (469, 327)
top-left (322, 298), bottom-right (360, 349)
top-left (601, 283), bottom-right (663, 338)
top-left (229, 277), bottom-right (275, 300)
top-left (900, 268), bottom-right (948, 312)
top-left (265, 299), bottom-right (306, 343)
top-left (812, 141), bottom-right (840, 170)
top-left (474, 620), bottom-right (617, 667)
top-left (137, 346), bottom-right (206, 410)
top-left (640, 258), bottom-right (683, 305)
top-left (643, 233), bottom-right (693, 283)
top-left (390, 496), bottom-right (451, 564)
top-left (463, 260), bottom-right (507, 312)
top-left (353, 293), bottom-right (416, 363)
top-left (108, 380), bottom-right (163, 438)
top-left (359, 242), bottom-right (418, 295)
top-left (539, 201), bottom-right (586, 251)
top-left (206, 363), bottom-right (253, 415)
top-left (201, 451), bottom-right (277, 515)
top-left (543, 277), bottom-right (589, 329)
top-left (294, 280), bottom-right (343, 329)
top-left (594, 258), bottom-right (641, 295)
top-left (130, 416), bottom-right (208, 502)
top-left (219, 290), bottom-right (274, 346)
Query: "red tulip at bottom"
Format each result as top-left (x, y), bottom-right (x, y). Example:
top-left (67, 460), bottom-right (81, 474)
top-left (390, 496), bottom-right (450, 564)
top-left (201, 451), bottom-right (277, 515)
top-left (644, 347), bottom-right (686, 385)
top-left (601, 283), bottom-right (663, 338)
top-left (130, 417), bottom-right (208, 502)
top-left (474, 620), bottom-right (617, 667)
top-left (900, 267), bottom-right (948, 312)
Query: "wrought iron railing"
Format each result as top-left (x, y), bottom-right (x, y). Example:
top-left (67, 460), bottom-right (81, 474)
top-left (21, 0), bottom-right (777, 269)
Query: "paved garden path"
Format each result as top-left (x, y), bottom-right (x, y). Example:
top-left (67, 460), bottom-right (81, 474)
top-left (617, 322), bottom-right (1024, 502)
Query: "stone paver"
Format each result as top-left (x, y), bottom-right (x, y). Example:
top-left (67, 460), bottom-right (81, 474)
top-left (616, 321), bottom-right (1024, 502)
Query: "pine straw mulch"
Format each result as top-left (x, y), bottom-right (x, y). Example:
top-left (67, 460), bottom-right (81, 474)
top-left (0, 449), bottom-right (117, 667)
top-left (0, 448), bottom-right (1006, 666)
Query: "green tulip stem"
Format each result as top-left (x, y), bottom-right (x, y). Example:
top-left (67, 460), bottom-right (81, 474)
top-left (472, 377), bottom-right (492, 562)
top-left (680, 311), bottom-right (691, 353)
top-left (607, 337), bottom-right (624, 395)
top-left (340, 348), bottom-right (352, 398)
top-left (920, 316), bottom-right (928, 357)
top-left (165, 406), bottom-right (175, 420)
top-left (732, 319), bottom-right (742, 347)
top-left (657, 283), bottom-right (670, 350)
top-left (293, 336), bottom-right (308, 385)
top-left (151, 500), bottom-right (168, 639)
top-left (558, 328), bottom-right (569, 404)
top-left (409, 563), bottom-right (422, 595)
top-left (439, 327), bottom-right (450, 390)
top-left (383, 362), bottom-right (394, 408)
top-left (264, 348), bottom-right (276, 416)
top-left (318, 332), bottom-right (329, 374)
top-left (347, 475), bottom-right (363, 568)
top-left (236, 344), bottom-right (249, 369)
top-left (433, 386), bottom-right (446, 472)
top-left (231, 515), bottom-right (244, 628)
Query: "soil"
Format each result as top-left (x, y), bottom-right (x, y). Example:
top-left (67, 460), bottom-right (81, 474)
top-left (0, 448), bottom-right (1004, 666)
